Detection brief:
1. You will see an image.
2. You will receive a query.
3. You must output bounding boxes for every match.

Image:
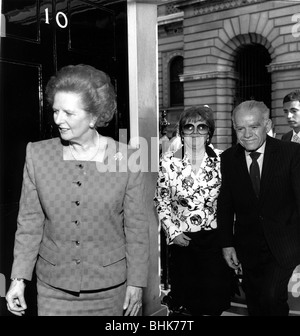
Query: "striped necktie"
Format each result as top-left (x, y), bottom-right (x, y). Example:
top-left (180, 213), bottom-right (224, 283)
top-left (249, 151), bottom-right (261, 198)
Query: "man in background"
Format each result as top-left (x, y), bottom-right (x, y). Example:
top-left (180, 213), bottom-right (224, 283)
top-left (282, 90), bottom-right (300, 143)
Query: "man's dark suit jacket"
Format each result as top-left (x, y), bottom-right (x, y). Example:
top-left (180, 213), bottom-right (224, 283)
top-left (217, 136), bottom-right (300, 269)
top-left (281, 130), bottom-right (293, 142)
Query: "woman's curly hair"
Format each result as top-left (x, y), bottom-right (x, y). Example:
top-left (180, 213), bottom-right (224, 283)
top-left (178, 105), bottom-right (215, 145)
top-left (45, 64), bottom-right (117, 127)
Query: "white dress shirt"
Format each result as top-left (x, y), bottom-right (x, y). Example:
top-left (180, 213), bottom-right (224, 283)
top-left (245, 141), bottom-right (266, 176)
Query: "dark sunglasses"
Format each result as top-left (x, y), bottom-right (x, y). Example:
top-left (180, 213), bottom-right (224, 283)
top-left (182, 123), bottom-right (209, 135)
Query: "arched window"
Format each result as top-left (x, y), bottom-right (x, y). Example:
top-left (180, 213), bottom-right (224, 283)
top-left (234, 44), bottom-right (271, 111)
top-left (233, 44), bottom-right (271, 145)
top-left (169, 56), bottom-right (183, 107)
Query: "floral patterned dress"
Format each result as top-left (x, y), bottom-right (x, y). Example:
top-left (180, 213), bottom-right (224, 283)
top-left (154, 145), bottom-right (232, 315)
top-left (154, 145), bottom-right (222, 244)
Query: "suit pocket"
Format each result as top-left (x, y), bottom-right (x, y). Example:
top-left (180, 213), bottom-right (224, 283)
top-left (103, 245), bottom-right (126, 267)
top-left (38, 243), bottom-right (57, 266)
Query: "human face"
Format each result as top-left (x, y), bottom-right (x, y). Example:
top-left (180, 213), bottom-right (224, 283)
top-left (53, 91), bottom-right (95, 144)
top-left (234, 108), bottom-right (271, 152)
top-left (182, 123), bottom-right (209, 136)
top-left (283, 100), bottom-right (300, 133)
top-left (183, 120), bottom-right (209, 151)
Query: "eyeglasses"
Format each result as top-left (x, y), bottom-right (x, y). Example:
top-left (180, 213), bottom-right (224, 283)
top-left (182, 123), bottom-right (209, 135)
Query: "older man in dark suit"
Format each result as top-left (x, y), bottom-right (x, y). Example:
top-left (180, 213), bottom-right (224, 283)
top-left (282, 90), bottom-right (300, 143)
top-left (217, 100), bottom-right (300, 316)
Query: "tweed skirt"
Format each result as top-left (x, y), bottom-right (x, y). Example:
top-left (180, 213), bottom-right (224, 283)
top-left (37, 277), bottom-right (126, 316)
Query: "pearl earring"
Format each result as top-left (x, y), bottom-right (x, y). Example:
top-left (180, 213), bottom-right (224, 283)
top-left (89, 122), bottom-right (95, 129)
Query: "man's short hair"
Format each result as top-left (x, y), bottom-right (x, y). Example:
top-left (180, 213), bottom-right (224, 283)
top-left (232, 100), bottom-right (270, 126)
top-left (283, 90), bottom-right (300, 104)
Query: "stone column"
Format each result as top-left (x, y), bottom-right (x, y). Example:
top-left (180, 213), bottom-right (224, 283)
top-left (127, 0), bottom-right (167, 316)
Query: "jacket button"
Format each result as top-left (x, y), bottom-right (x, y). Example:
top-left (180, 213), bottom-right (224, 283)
top-left (75, 201), bottom-right (80, 206)
top-left (75, 259), bottom-right (81, 264)
top-left (74, 220), bottom-right (80, 226)
top-left (75, 241), bottom-right (80, 246)
top-left (77, 181), bottom-right (82, 186)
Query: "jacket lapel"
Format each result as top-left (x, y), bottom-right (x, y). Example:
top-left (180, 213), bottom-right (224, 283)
top-left (259, 136), bottom-right (278, 206)
top-left (234, 144), bottom-right (259, 202)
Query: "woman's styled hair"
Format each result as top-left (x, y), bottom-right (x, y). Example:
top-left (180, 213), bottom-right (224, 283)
top-left (45, 64), bottom-right (117, 127)
top-left (178, 105), bottom-right (215, 144)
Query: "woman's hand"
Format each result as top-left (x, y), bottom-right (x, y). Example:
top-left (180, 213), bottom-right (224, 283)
top-left (123, 285), bottom-right (143, 316)
top-left (6, 279), bottom-right (27, 316)
top-left (173, 233), bottom-right (191, 247)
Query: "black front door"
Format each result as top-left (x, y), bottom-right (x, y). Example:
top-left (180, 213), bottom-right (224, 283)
top-left (0, 0), bottom-right (128, 316)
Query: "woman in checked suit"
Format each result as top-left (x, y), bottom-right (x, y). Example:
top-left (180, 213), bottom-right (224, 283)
top-left (6, 64), bottom-right (149, 316)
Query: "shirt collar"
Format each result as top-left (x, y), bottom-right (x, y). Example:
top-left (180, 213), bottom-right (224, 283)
top-left (245, 141), bottom-right (266, 157)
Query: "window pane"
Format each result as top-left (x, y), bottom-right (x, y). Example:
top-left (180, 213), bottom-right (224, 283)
top-left (170, 56), bottom-right (183, 107)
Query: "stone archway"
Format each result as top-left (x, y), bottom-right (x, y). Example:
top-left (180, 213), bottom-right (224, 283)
top-left (234, 43), bottom-right (272, 109)
top-left (162, 50), bottom-right (184, 108)
top-left (212, 10), bottom-right (279, 145)
top-left (213, 29), bottom-right (276, 147)
top-left (216, 32), bottom-right (275, 112)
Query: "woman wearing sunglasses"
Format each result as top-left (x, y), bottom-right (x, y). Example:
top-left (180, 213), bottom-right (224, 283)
top-left (154, 105), bottom-right (232, 316)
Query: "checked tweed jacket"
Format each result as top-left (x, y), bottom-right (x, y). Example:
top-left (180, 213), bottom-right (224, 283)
top-left (11, 137), bottom-right (149, 292)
